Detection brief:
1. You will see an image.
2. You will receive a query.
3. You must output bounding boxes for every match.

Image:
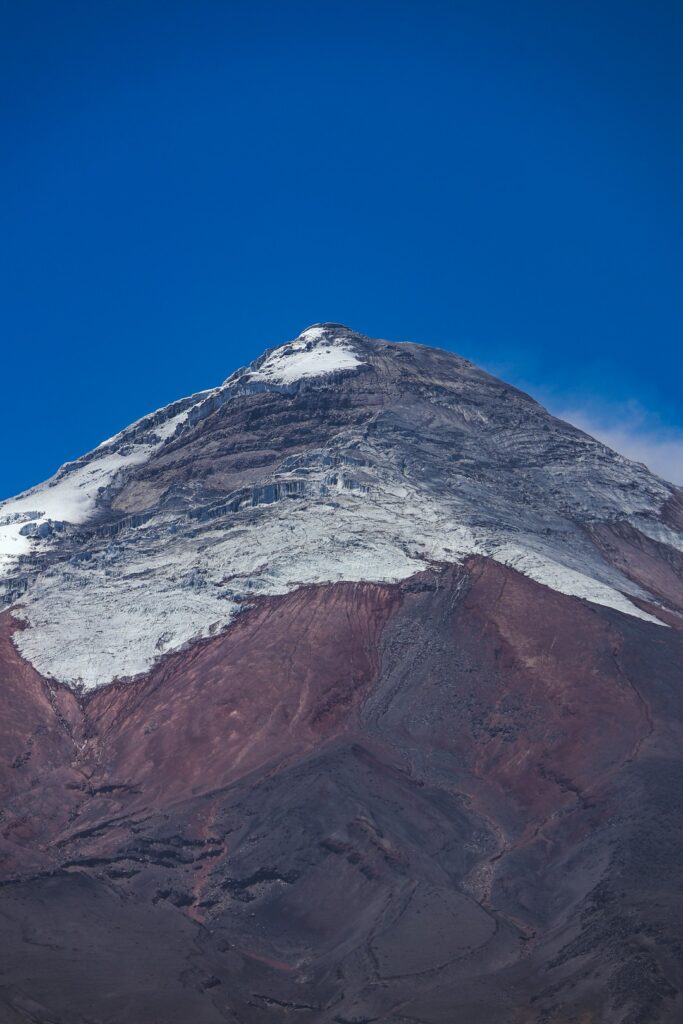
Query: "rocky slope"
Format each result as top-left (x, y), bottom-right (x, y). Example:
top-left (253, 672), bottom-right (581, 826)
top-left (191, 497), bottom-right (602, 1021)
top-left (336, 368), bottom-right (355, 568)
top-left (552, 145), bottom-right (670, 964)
top-left (0, 324), bottom-right (682, 1023)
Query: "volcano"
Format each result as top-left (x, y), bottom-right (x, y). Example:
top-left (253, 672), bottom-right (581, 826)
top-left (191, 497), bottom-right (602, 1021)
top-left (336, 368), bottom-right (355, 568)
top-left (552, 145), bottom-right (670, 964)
top-left (1, 324), bottom-right (682, 1024)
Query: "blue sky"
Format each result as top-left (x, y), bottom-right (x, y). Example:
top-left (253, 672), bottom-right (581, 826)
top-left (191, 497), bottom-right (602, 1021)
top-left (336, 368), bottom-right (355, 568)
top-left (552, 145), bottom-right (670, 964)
top-left (1, 0), bottom-right (682, 497)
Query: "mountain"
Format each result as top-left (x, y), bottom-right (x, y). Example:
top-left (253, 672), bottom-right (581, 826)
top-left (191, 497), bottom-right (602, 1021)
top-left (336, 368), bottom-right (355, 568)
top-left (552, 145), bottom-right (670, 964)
top-left (0, 324), bottom-right (682, 1024)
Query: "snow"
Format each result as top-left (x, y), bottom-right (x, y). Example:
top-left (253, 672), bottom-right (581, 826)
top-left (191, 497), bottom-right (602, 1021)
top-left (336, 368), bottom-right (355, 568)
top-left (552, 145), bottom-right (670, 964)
top-left (632, 518), bottom-right (683, 554)
top-left (0, 327), bottom-right (359, 580)
top-left (490, 542), bottom-right (664, 625)
top-left (298, 326), bottom-right (327, 343)
top-left (0, 407), bottom-right (195, 575)
top-left (11, 484), bottom-right (449, 687)
top-left (95, 402), bottom-right (205, 450)
top-left (0, 452), bottom-right (146, 572)
top-left (247, 329), bottom-right (364, 385)
top-left (11, 469), bottom-right (670, 689)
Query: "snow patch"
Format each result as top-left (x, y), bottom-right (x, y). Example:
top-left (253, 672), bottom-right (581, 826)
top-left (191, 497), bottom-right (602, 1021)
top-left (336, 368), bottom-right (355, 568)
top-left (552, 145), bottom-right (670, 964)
top-left (631, 518), bottom-right (683, 554)
top-left (0, 408), bottom-right (194, 575)
top-left (298, 326), bottom-right (328, 343)
top-left (247, 330), bottom-right (363, 385)
top-left (490, 542), bottom-right (665, 625)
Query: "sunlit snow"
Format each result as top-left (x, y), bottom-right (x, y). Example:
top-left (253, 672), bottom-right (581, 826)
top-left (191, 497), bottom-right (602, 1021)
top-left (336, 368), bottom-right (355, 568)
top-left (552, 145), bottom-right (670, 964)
top-left (0, 408), bottom-right (192, 574)
top-left (247, 330), bottom-right (363, 385)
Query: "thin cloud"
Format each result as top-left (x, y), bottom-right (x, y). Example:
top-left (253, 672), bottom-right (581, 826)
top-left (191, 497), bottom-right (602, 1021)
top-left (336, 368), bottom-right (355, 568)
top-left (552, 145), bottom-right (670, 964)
top-left (474, 356), bottom-right (683, 488)
top-left (552, 400), bottom-right (683, 486)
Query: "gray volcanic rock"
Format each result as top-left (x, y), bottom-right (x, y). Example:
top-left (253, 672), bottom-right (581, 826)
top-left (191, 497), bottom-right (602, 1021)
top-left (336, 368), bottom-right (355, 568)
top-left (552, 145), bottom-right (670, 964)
top-left (0, 325), bottom-right (682, 1023)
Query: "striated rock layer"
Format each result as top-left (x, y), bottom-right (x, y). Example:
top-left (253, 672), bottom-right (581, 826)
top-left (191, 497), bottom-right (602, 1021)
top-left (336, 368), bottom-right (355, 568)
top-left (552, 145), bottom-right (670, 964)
top-left (0, 325), bottom-right (682, 1023)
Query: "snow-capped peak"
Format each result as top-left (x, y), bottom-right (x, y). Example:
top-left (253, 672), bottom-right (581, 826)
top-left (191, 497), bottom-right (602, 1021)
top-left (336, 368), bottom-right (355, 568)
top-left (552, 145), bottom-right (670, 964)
top-left (1, 325), bottom-right (681, 690)
top-left (244, 324), bottom-right (364, 386)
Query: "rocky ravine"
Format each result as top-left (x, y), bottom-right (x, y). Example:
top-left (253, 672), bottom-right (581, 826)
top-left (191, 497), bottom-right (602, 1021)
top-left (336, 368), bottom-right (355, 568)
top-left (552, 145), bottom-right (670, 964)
top-left (0, 324), bottom-right (682, 1024)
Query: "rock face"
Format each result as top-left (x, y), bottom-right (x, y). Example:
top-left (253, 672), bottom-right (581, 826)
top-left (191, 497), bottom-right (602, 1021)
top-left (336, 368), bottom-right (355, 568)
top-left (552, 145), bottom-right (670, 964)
top-left (0, 325), bottom-right (682, 1023)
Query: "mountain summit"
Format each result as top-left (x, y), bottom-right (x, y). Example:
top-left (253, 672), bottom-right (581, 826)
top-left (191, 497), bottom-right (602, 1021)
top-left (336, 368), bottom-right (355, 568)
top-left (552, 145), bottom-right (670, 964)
top-left (1, 326), bottom-right (682, 1023)
top-left (1, 324), bottom-right (680, 688)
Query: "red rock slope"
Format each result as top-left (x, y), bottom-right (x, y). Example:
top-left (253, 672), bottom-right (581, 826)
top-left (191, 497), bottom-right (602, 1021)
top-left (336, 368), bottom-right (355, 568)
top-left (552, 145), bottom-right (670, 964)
top-left (1, 557), bottom-right (682, 1023)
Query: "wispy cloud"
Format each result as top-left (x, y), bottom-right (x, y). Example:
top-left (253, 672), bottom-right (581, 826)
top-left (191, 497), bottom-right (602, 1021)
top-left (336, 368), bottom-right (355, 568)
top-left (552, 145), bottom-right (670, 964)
top-left (550, 399), bottom-right (683, 486)
top-left (467, 354), bottom-right (683, 488)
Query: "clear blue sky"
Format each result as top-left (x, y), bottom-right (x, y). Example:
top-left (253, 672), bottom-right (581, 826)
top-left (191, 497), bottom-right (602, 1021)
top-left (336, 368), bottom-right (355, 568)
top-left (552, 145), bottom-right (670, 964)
top-left (2, 0), bottom-right (682, 497)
